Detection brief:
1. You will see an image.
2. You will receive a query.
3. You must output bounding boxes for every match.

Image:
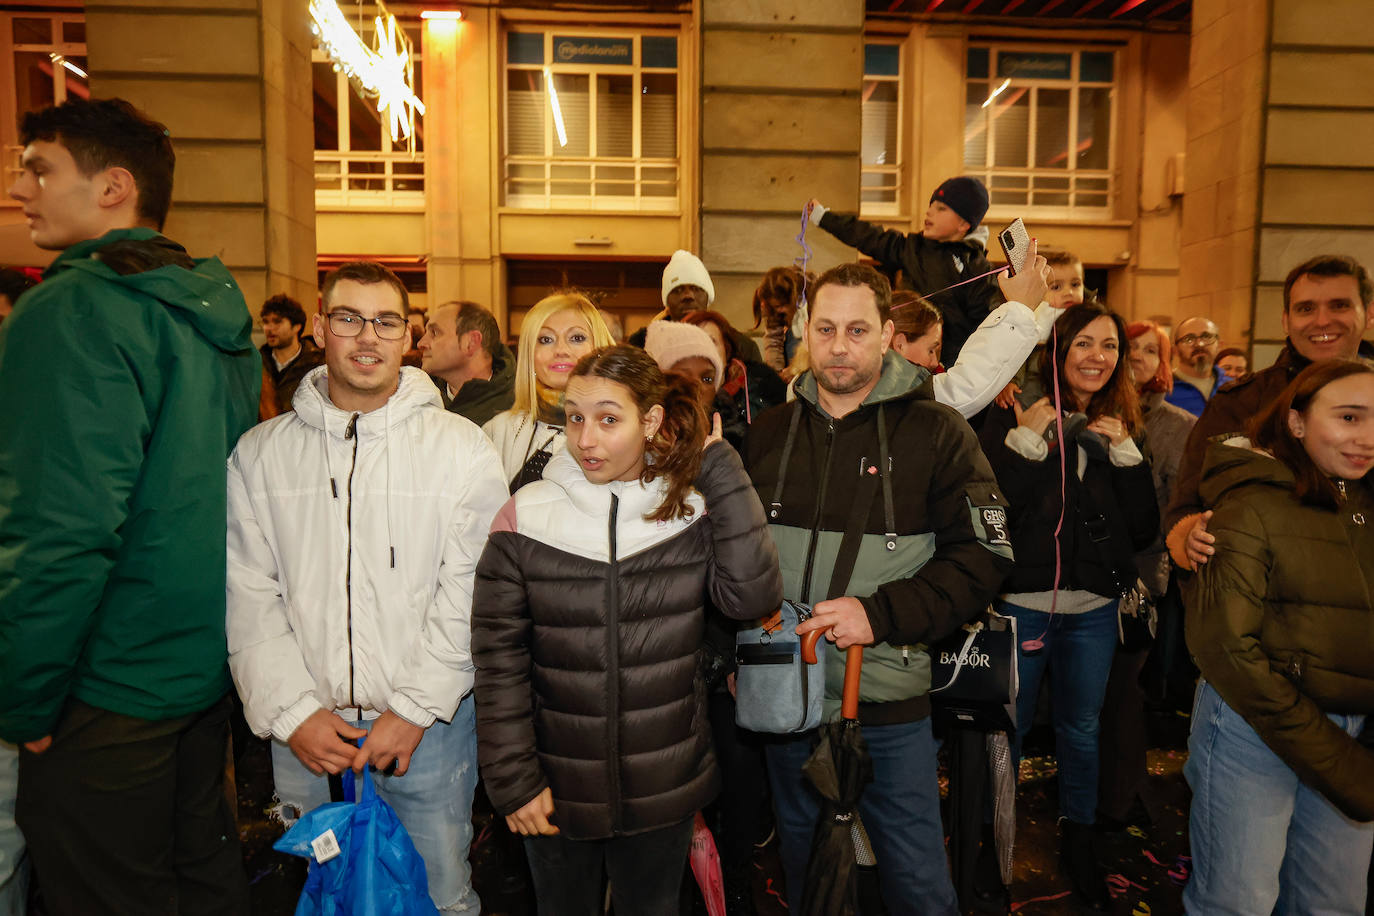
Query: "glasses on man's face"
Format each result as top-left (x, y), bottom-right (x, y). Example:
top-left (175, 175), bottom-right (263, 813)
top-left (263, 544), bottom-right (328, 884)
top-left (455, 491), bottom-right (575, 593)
top-left (326, 310), bottom-right (409, 341)
top-left (1176, 332), bottom-right (1219, 347)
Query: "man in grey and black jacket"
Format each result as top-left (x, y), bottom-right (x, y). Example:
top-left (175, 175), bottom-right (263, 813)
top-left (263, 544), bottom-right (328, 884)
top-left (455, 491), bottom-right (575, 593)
top-left (743, 262), bottom-right (1019, 915)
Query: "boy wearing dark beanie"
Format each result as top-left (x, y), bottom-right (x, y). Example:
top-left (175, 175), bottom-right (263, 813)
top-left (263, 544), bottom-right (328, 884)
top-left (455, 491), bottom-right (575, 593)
top-left (809, 175), bottom-right (1003, 364)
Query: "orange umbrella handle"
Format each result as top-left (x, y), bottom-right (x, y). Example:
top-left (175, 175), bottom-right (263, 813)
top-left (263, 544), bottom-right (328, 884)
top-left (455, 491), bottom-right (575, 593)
top-left (841, 645), bottom-right (864, 721)
top-left (799, 631), bottom-right (865, 721)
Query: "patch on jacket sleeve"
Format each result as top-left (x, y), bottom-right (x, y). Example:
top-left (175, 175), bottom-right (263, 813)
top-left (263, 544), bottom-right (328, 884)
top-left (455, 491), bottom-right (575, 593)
top-left (968, 499), bottom-right (1014, 559)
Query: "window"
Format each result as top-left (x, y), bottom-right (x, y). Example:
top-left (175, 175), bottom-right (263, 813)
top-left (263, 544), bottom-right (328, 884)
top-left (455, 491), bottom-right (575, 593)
top-left (861, 42), bottom-right (902, 217)
top-left (2, 12), bottom-right (88, 190)
top-left (964, 45), bottom-right (1116, 219)
top-left (312, 21), bottom-right (424, 210)
top-left (503, 29), bottom-right (679, 211)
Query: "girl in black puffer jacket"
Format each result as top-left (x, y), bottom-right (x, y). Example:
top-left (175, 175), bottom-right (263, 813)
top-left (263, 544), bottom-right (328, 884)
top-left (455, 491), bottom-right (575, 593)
top-left (472, 345), bottom-right (782, 915)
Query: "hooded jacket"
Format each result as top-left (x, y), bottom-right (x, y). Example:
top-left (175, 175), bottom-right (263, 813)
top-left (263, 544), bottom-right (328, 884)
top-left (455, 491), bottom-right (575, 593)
top-left (745, 351), bottom-right (1014, 725)
top-left (1186, 441), bottom-right (1374, 821)
top-left (438, 341), bottom-right (517, 428)
top-left (816, 212), bottom-right (1003, 365)
top-left (472, 444), bottom-right (781, 839)
top-left (0, 229), bottom-right (259, 742)
top-left (226, 366), bottom-right (508, 741)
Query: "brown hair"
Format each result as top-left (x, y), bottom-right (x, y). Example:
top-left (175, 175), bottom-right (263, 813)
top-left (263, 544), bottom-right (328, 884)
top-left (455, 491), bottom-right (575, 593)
top-left (890, 291), bottom-right (941, 342)
top-left (1125, 320), bottom-right (1173, 394)
top-left (1040, 303), bottom-right (1142, 435)
top-left (322, 261), bottom-right (410, 313)
top-left (22, 97), bottom-right (176, 230)
top-left (1040, 247), bottom-right (1082, 272)
top-left (570, 345), bottom-right (708, 522)
top-left (751, 266), bottom-right (812, 329)
top-left (1283, 255), bottom-right (1373, 312)
top-left (811, 262), bottom-right (893, 326)
top-left (1251, 360), bottom-right (1374, 508)
top-left (682, 309), bottom-right (739, 365)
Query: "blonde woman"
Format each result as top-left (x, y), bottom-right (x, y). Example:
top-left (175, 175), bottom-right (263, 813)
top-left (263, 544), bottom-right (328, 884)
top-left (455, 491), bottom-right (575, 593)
top-left (483, 292), bottom-right (615, 493)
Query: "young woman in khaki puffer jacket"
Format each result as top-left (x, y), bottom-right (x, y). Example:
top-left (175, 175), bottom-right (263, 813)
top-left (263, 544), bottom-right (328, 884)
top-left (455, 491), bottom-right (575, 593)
top-left (1185, 359), bottom-right (1374, 914)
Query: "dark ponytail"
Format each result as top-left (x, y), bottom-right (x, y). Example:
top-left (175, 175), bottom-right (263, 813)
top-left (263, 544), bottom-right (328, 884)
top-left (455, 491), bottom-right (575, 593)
top-left (570, 345), bottom-right (708, 522)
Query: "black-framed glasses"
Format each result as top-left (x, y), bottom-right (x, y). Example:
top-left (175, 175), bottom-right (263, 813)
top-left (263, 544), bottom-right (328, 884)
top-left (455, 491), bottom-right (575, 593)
top-left (326, 310), bottom-right (409, 340)
top-left (1176, 332), bottom-right (1219, 347)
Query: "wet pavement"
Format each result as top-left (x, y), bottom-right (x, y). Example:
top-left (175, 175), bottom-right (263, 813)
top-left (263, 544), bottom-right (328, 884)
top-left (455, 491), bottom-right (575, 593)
top-left (232, 706), bottom-right (1194, 915)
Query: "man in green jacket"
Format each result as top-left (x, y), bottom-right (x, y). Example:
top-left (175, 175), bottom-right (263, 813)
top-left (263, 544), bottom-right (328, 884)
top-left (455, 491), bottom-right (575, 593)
top-left (743, 263), bottom-right (1018, 915)
top-left (0, 98), bottom-right (258, 914)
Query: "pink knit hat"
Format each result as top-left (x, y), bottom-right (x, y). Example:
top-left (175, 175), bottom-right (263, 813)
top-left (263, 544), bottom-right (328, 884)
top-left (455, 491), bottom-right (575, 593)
top-left (643, 320), bottom-right (724, 390)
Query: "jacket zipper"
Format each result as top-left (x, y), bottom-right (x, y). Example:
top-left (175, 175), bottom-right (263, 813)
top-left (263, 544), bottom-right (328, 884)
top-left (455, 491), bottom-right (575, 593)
top-left (344, 413), bottom-right (360, 710)
top-left (796, 418), bottom-right (836, 729)
top-left (605, 493), bottom-right (623, 832)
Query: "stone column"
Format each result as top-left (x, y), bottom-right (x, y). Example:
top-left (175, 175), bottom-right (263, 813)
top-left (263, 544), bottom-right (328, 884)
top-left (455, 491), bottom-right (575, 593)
top-left (424, 8), bottom-right (503, 325)
top-left (697, 0), bottom-right (864, 330)
top-left (1179, 0), bottom-right (1374, 365)
top-left (85, 0), bottom-right (317, 313)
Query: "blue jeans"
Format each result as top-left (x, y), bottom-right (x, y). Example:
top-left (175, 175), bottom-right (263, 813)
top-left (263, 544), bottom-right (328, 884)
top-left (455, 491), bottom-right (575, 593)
top-left (765, 717), bottom-right (957, 916)
top-left (1184, 680), bottom-right (1374, 915)
top-left (271, 696), bottom-right (480, 914)
top-left (1000, 598), bottom-right (1118, 825)
top-left (0, 742), bottom-right (26, 916)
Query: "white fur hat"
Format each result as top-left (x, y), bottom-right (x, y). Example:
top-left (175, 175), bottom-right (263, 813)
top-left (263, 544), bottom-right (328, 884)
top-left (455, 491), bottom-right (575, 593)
top-left (661, 250), bottom-right (715, 307)
top-left (644, 320), bottom-right (724, 389)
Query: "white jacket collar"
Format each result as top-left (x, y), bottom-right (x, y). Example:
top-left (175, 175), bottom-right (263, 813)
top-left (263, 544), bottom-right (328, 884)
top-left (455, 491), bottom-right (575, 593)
top-left (292, 365), bottom-right (442, 438)
top-left (541, 448), bottom-right (668, 520)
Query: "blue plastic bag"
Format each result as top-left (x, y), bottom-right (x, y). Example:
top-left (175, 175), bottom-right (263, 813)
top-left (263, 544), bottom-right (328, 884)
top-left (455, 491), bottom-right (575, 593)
top-left (273, 764), bottom-right (439, 916)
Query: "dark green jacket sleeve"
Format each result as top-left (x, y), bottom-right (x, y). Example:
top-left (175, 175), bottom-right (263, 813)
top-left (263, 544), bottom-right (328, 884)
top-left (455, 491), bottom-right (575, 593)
top-left (0, 295), bottom-right (150, 742)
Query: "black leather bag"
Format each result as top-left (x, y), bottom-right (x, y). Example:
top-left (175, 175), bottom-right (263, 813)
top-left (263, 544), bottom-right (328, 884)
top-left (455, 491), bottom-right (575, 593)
top-left (928, 609), bottom-right (1019, 732)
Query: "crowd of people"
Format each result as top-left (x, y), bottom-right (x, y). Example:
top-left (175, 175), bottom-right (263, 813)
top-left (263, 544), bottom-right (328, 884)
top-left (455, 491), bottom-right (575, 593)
top-left (2, 95), bottom-right (1373, 916)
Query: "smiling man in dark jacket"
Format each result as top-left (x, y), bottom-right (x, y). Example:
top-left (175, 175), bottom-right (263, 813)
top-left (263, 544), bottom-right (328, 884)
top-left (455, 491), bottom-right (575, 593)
top-left (744, 263), bottom-right (1015, 915)
top-left (0, 98), bottom-right (257, 914)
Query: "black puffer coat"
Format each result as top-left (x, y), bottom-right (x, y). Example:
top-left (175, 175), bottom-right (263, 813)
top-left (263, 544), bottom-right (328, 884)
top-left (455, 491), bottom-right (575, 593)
top-left (472, 443), bottom-right (781, 839)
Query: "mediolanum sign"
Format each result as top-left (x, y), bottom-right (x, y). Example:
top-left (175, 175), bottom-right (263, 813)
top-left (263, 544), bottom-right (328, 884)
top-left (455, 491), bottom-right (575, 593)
top-left (553, 35), bottom-right (633, 65)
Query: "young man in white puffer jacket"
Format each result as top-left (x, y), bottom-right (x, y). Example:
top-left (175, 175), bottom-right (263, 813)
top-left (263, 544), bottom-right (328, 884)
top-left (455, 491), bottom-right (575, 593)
top-left (226, 262), bottom-right (507, 914)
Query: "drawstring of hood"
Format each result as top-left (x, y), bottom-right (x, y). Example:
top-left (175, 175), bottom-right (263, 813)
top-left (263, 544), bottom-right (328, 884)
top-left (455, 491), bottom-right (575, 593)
top-left (296, 365), bottom-right (439, 569)
top-left (385, 399), bottom-right (396, 568)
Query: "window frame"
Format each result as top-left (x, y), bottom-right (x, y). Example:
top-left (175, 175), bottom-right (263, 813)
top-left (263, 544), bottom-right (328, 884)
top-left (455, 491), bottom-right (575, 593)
top-left (501, 26), bottom-right (681, 212)
top-left (2, 11), bottom-right (88, 200)
top-left (963, 42), bottom-right (1119, 222)
top-left (860, 38), bottom-right (904, 219)
top-left (311, 19), bottom-right (425, 212)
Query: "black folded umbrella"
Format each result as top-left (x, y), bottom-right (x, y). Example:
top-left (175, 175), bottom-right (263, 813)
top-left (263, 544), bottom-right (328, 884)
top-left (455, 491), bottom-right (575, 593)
top-left (799, 639), bottom-right (873, 916)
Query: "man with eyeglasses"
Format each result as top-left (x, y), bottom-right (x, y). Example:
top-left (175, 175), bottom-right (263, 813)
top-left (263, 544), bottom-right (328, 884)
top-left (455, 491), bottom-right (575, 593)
top-left (226, 260), bottom-right (507, 914)
top-left (1165, 317), bottom-right (1224, 417)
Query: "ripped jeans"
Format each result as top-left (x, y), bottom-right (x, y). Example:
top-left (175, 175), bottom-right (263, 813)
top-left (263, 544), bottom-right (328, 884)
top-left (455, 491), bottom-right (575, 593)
top-left (270, 695), bottom-right (480, 914)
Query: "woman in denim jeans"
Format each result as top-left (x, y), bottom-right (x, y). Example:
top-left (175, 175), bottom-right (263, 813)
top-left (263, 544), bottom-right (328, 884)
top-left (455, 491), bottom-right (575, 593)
top-left (978, 303), bottom-right (1159, 909)
top-left (1185, 360), bottom-right (1374, 914)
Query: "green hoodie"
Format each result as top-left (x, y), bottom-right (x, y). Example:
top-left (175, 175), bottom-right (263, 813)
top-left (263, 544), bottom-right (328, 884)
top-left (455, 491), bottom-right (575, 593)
top-left (0, 228), bottom-right (259, 742)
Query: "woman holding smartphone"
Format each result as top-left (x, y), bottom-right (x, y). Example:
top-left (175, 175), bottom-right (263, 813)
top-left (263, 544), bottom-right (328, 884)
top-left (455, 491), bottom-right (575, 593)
top-left (977, 302), bottom-right (1158, 909)
top-left (1185, 360), bottom-right (1374, 913)
top-left (472, 345), bottom-right (782, 915)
